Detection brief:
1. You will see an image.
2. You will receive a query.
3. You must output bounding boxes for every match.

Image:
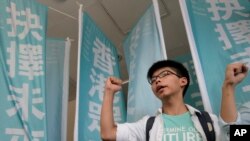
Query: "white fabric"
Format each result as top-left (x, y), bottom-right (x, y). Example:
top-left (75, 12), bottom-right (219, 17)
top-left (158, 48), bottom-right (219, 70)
top-left (219, 104), bottom-right (250, 141)
top-left (117, 104), bottom-right (225, 141)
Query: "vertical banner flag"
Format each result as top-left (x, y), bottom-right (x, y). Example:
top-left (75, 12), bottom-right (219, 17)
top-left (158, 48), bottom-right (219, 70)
top-left (174, 53), bottom-right (204, 111)
top-left (0, 0), bottom-right (48, 140)
top-left (46, 38), bottom-right (71, 141)
top-left (180, 0), bottom-right (250, 115)
top-left (123, 3), bottom-right (166, 122)
top-left (74, 11), bottom-right (126, 140)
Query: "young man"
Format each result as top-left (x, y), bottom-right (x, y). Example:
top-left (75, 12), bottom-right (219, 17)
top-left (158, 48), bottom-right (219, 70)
top-left (220, 62), bottom-right (249, 139)
top-left (101, 60), bottom-right (222, 141)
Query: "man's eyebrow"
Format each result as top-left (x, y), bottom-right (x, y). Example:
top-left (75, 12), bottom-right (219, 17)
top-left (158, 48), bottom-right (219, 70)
top-left (152, 69), bottom-right (171, 77)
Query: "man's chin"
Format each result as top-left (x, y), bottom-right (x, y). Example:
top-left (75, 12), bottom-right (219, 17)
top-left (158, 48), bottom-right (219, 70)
top-left (157, 92), bottom-right (170, 99)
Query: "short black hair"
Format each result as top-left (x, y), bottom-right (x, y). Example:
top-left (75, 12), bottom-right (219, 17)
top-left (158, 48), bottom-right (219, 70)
top-left (147, 60), bottom-right (190, 96)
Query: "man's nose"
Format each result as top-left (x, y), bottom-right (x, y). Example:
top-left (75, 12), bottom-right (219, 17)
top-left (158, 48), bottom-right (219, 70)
top-left (155, 76), bottom-right (161, 84)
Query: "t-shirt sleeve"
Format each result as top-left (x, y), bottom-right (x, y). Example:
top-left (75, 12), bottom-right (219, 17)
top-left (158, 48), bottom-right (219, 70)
top-left (219, 112), bottom-right (241, 141)
top-left (116, 116), bottom-right (149, 141)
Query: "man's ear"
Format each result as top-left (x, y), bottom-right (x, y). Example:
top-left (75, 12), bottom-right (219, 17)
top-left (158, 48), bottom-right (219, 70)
top-left (180, 77), bottom-right (188, 87)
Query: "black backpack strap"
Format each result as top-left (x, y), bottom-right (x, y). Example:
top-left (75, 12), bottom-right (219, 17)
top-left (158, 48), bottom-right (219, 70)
top-left (195, 111), bottom-right (216, 141)
top-left (146, 116), bottom-right (155, 141)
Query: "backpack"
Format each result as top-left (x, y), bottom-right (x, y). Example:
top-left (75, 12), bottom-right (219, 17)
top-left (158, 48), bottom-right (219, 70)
top-left (146, 111), bottom-right (215, 141)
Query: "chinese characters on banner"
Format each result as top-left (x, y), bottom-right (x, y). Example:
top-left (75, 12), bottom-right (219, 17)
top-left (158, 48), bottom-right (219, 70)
top-left (0, 0), bottom-right (48, 140)
top-left (181, 0), bottom-right (250, 115)
top-left (75, 12), bottom-right (126, 140)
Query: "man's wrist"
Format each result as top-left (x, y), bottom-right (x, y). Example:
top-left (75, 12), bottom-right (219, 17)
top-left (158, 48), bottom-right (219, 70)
top-left (104, 89), bottom-right (116, 98)
top-left (222, 82), bottom-right (235, 95)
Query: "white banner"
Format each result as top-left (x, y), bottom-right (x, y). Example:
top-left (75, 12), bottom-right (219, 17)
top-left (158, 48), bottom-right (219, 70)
top-left (46, 38), bottom-right (71, 141)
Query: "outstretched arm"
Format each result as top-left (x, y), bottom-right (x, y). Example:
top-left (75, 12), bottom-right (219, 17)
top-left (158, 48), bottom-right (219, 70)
top-left (100, 76), bottom-right (123, 140)
top-left (220, 63), bottom-right (248, 122)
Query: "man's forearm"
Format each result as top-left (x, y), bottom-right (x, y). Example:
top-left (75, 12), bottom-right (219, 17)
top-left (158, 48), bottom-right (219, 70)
top-left (221, 84), bottom-right (237, 122)
top-left (100, 90), bottom-right (117, 140)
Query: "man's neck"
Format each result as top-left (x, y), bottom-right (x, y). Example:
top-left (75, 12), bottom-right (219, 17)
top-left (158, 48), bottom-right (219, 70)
top-left (162, 96), bottom-right (188, 115)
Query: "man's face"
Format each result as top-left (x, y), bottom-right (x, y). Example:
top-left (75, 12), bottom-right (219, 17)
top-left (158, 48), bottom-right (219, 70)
top-left (150, 67), bottom-right (186, 100)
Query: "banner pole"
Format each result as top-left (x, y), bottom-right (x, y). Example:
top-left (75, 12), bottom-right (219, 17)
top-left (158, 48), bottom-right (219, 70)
top-left (74, 4), bottom-right (83, 141)
top-left (152, 0), bottom-right (167, 59)
top-left (179, 0), bottom-right (212, 112)
top-left (61, 38), bottom-right (71, 141)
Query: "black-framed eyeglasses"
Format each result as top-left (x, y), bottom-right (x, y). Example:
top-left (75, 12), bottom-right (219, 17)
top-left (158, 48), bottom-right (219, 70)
top-left (148, 70), bottom-right (180, 84)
